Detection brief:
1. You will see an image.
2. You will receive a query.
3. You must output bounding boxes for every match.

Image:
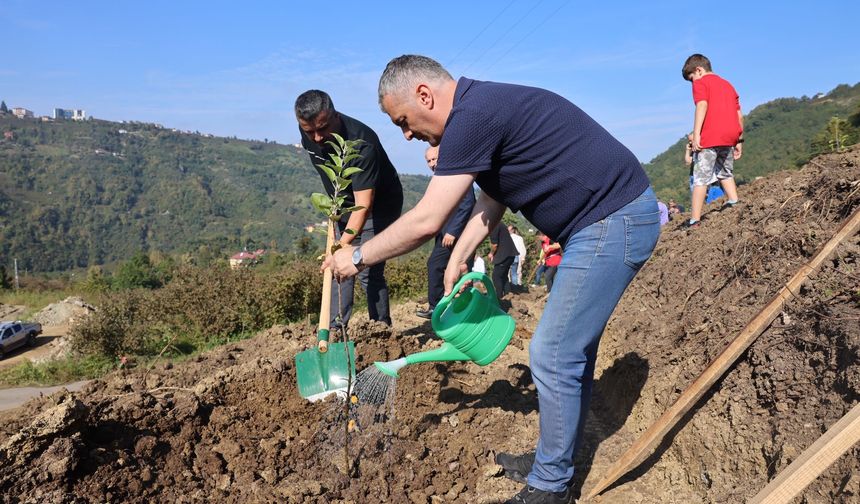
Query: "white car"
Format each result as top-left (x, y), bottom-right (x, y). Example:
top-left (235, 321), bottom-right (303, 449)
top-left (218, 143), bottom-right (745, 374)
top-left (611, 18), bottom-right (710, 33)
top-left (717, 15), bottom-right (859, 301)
top-left (0, 321), bottom-right (42, 359)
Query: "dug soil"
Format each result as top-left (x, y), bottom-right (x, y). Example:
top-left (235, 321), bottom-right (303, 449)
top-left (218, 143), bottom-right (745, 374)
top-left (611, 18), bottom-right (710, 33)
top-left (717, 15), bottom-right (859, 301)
top-left (1, 148), bottom-right (859, 503)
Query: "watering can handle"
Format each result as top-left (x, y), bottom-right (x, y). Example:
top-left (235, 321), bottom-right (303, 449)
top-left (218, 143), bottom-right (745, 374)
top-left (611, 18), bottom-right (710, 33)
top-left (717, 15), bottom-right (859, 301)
top-left (432, 271), bottom-right (496, 325)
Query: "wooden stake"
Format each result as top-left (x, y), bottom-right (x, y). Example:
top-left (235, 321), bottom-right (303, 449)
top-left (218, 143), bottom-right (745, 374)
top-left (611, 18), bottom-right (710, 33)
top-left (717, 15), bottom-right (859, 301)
top-left (748, 402), bottom-right (860, 504)
top-left (586, 205), bottom-right (860, 500)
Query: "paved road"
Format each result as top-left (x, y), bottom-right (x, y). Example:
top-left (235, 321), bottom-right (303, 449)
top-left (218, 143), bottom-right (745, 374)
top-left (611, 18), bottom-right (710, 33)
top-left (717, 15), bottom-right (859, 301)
top-left (0, 380), bottom-right (90, 412)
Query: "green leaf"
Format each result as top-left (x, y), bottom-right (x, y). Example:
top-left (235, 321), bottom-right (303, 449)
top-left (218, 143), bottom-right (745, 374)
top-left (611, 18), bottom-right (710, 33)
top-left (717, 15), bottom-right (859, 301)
top-left (328, 153), bottom-right (343, 167)
top-left (317, 164), bottom-right (337, 183)
top-left (342, 153), bottom-right (362, 165)
top-left (310, 193), bottom-right (333, 213)
top-left (344, 228), bottom-right (357, 235)
top-left (343, 205), bottom-right (365, 213)
top-left (342, 167), bottom-right (363, 178)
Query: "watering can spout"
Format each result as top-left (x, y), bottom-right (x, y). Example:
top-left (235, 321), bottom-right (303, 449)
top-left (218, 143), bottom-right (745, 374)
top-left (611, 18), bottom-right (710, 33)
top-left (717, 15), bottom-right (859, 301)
top-left (372, 272), bottom-right (515, 377)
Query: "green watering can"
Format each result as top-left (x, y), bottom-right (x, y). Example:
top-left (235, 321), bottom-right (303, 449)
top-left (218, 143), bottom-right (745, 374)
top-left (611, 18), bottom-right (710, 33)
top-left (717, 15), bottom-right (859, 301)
top-left (374, 272), bottom-right (516, 377)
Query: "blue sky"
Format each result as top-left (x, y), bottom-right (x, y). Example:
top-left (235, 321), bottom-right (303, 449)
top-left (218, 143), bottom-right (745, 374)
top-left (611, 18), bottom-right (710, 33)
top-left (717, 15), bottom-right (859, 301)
top-left (2, 1), bottom-right (858, 175)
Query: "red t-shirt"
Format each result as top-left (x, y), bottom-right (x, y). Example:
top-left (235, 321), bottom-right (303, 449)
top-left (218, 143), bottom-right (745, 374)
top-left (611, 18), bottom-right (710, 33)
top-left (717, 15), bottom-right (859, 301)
top-left (542, 237), bottom-right (562, 267)
top-left (692, 74), bottom-right (742, 148)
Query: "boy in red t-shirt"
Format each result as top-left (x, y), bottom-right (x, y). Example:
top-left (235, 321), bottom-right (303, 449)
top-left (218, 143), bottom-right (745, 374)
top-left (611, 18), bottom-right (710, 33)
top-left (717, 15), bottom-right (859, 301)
top-left (682, 53), bottom-right (744, 228)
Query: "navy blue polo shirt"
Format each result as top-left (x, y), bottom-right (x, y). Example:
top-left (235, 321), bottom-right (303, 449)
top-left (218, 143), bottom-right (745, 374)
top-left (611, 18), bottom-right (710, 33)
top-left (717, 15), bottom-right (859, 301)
top-left (435, 78), bottom-right (650, 245)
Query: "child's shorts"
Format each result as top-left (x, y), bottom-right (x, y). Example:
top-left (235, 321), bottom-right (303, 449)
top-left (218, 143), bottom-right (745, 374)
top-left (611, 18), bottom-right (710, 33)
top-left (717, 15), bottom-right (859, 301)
top-left (692, 146), bottom-right (735, 187)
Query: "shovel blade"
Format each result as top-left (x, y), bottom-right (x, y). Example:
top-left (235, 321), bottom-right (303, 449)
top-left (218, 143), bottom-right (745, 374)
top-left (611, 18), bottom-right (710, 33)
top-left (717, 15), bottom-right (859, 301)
top-left (295, 341), bottom-right (356, 401)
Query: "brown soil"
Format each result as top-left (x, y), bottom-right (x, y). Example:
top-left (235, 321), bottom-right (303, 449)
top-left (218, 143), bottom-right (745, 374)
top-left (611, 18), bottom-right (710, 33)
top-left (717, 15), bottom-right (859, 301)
top-left (1, 148), bottom-right (858, 503)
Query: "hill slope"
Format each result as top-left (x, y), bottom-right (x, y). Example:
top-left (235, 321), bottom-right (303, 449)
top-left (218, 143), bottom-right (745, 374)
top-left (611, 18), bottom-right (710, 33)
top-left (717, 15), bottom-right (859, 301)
top-left (0, 117), bottom-right (429, 272)
top-left (646, 82), bottom-right (860, 204)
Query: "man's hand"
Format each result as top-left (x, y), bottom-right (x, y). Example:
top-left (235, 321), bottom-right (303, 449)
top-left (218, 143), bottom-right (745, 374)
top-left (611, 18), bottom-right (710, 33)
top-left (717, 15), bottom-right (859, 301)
top-left (442, 233), bottom-right (456, 248)
top-left (443, 261), bottom-right (469, 296)
top-left (323, 245), bottom-right (360, 281)
top-left (733, 143), bottom-right (743, 160)
top-left (692, 133), bottom-right (702, 151)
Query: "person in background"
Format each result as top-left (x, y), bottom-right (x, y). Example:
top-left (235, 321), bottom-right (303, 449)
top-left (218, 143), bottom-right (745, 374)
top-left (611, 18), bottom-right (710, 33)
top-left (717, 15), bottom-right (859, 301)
top-left (540, 234), bottom-right (562, 293)
top-left (508, 225), bottom-right (527, 288)
top-left (416, 145), bottom-right (476, 319)
top-left (683, 53), bottom-right (744, 229)
top-left (657, 200), bottom-right (670, 226)
top-left (294, 89), bottom-right (403, 331)
top-left (488, 221), bottom-right (517, 299)
top-left (472, 253), bottom-right (486, 274)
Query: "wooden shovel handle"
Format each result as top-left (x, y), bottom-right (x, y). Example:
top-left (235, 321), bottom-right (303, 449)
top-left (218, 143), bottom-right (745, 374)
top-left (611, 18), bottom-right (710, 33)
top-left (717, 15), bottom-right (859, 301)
top-left (318, 223), bottom-right (335, 352)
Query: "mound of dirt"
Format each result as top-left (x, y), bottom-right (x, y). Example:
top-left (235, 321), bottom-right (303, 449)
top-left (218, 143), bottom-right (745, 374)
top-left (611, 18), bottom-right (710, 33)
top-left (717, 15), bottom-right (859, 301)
top-left (33, 297), bottom-right (95, 327)
top-left (0, 148), bottom-right (857, 503)
top-left (0, 303), bottom-right (26, 321)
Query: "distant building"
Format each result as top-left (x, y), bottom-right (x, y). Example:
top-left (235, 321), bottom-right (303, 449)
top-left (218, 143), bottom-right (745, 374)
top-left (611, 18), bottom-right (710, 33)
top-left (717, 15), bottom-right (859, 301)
top-left (11, 107), bottom-right (34, 119)
top-left (229, 249), bottom-right (266, 269)
top-left (53, 108), bottom-right (87, 121)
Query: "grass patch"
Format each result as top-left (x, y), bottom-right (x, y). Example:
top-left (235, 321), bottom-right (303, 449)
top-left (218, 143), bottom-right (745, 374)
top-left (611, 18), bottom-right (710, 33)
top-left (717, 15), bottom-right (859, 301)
top-left (0, 289), bottom-right (77, 320)
top-left (0, 354), bottom-right (115, 388)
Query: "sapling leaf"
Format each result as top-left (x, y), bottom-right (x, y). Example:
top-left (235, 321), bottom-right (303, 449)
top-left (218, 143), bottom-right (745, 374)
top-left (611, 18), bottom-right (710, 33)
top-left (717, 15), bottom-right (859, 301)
top-left (343, 205), bottom-right (365, 213)
top-left (318, 164), bottom-right (337, 183)
top-left (344, 228), bottom-right (357, 235)
top-left (342, 167), bottom-right (363, 178)
top-left (311, 193), bottom-right (333, 214)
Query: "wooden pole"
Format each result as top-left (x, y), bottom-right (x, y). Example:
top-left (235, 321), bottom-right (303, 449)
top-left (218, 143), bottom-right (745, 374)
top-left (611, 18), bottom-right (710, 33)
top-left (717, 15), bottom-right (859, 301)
top-left (586, 205), bottom-right (860, 500)
top-left (748, 402), bottom-right (860, 504)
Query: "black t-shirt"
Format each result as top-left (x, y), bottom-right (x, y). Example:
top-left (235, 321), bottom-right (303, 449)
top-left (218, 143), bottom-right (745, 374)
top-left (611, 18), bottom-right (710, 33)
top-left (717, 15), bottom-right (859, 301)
top-left (300, 112), bottom-right (404, 222)
top-left (489, 223), bottom-right (516, 264)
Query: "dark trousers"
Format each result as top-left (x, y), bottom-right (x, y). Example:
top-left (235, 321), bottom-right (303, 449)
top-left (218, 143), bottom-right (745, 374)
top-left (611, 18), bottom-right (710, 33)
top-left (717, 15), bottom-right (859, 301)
top-left (332, 217), bottom-right (392, 329)
top-left (491, 255), bottom-right (515, 300)
top-left (545, 265), bottom-right (558, 293)
top-left (427, 237), bottom-right (474, 309)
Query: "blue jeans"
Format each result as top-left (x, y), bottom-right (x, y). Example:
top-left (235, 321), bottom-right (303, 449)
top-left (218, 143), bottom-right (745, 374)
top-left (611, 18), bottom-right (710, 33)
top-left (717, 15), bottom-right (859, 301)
top-left (534, 263), bottom-right (547, 285)
top-left (511, 256), bottom-right (520, 285)
top-left (527, 187), bottom-right (660, 492)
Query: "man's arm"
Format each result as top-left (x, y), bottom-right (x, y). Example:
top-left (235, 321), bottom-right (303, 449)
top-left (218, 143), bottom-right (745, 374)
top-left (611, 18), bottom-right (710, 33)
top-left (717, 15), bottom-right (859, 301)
top-left (326, 173), bottom-right (476, 278)
top-left (442, 188), bottom-right (476, 240)
top-left (692, 100), bottom-right (708, 150)
top-left (734, 109), bottom-right (744, 160)
top-left (444, 192), bottom-right (506, 294)
top-left (339, 188), bottom-right (373, 246)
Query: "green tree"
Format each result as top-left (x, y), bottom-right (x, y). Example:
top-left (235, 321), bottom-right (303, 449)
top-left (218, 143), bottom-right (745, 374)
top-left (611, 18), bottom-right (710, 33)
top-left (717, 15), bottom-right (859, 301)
top-left (81, 266), bottom-right (111, 293)
top-left (0, 265), bottom-right (11, 289)
top-left (113, 252), bottom-right (163, 289)
top-left (0, 101), bottom-right (7, 114)
top-left (811, 116), bottom-right (859, 155)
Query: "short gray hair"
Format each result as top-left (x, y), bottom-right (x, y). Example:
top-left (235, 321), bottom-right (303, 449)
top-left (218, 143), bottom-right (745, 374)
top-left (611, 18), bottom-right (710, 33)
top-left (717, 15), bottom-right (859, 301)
top-left (378, 55), bottom-right (453, 108)
top-left (295, 90), bottom-right (335, 121)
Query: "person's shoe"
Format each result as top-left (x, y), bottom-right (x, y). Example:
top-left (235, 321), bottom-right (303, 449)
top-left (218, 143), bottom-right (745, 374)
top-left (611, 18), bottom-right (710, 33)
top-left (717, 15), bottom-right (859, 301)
top-left (685, 219), bottom-right (701, 229)
top-left (720, 199), bottom-right (740, 211)
top-left (506, 484), bottom-right (571, 504)
top-left (415, 307), bottom-right (433, 319)
top-left (496, 451), bottom-right (535, 484)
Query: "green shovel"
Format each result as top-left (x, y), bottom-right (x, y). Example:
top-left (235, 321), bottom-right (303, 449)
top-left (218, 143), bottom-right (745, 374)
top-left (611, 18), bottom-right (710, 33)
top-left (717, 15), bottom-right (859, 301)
top-left (295, 224), bottom-right (355, 401)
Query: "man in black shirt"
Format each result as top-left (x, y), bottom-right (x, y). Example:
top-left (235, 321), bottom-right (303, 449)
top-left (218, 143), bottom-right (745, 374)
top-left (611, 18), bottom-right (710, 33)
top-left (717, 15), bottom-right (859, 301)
top-left (295, 90), bottom-right (404, 330)
top-left (488, 221), bottom-right (516, 300)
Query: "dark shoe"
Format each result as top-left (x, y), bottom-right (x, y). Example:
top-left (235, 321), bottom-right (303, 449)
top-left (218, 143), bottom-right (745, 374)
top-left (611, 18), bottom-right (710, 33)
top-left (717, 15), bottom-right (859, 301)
top-left (720, 199), bottom-right (740, 211)
top-left (506, 484), bottom-right (571, 504)
top-left (496, 451), bottom-right (535, 484)
top-left (415, 308), bottom-right (433, 319)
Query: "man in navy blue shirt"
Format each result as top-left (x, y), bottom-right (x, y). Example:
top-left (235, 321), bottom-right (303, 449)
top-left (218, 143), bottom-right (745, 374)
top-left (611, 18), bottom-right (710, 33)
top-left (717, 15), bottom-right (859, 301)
top-left (417, 145), bottom-right (476, 319)
top-left (327, 55), bottom-right (660, 503)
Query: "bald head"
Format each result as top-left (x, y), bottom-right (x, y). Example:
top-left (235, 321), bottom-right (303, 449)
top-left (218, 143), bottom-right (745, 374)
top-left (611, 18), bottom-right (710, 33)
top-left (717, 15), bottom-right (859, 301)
top-left (425, 145), bottom-right (439, 172)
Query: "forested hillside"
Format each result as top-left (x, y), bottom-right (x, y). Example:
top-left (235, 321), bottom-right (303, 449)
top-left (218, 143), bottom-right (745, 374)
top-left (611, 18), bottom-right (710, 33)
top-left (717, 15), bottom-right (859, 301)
top-left (645, 82), bottom-right (860, 204)
top-left (0, 116), bottom-right (429, 272)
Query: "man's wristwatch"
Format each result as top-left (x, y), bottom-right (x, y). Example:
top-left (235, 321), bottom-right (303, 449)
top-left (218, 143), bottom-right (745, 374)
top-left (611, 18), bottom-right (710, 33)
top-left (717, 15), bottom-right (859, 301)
top-left (351, 246), bottom-right (367, 272)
